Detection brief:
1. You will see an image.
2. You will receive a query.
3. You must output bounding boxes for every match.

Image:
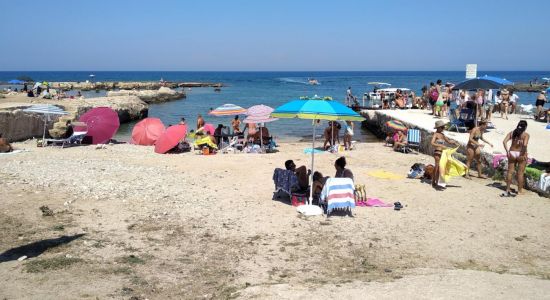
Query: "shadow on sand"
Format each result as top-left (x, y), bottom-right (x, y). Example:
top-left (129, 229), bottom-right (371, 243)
top-left (0, 234), bottom-right (85, 263)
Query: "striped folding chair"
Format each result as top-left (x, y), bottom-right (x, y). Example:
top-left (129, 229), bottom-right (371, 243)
top-left (405, 128), bottom-right (421, 153)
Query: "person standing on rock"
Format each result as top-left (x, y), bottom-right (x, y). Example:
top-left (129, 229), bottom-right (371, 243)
top-left (196, 114), bottom-right (205, 130)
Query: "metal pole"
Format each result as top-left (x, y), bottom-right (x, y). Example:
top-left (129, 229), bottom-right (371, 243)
top-left (309, 119), bottom-right (316, 205)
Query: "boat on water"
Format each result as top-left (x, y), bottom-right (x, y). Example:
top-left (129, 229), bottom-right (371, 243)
top-left (361, 87), bottom-right (411, 108)
top-left (308, 78), bottom-right (319, 85)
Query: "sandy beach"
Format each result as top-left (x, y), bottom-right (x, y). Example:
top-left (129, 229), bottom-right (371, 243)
top-left (1, 140), bottom-right (549, 299)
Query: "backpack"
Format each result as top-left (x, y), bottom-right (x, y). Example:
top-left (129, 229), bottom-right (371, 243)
top-left (430, 89), bottom-right (439, 101)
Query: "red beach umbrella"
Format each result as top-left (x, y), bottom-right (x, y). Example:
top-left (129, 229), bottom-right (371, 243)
top-left (75, 107), bottom-right (120, 144)
top-left (154, 124), bottom-right (187, 154)
top-left (131, 118), bottom-right (165, 146)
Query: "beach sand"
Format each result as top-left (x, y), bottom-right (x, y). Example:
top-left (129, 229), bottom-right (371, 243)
top-left (1, 140), bottom-right (549, 299)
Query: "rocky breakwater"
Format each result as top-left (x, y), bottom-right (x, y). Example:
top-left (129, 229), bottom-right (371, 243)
top-left (51, 81), bottom-right (223, 91)
top-left (106, 87), bottom-right (185, 104)
top-left (48, 95), bottom-right (149, 138)
top-left (0, 107), bottom-right (50, 141)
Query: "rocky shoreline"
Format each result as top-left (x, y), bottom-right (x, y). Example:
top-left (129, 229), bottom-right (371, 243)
top-left (506, 83), bottom-right (549, 93)
top-left (49, 81), bottom-right (223, 91)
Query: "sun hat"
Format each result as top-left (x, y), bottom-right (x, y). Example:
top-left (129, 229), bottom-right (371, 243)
top-left (501, 89), bottom-right (510, 95)
top-left (434, 120), bottom-right (446, 129)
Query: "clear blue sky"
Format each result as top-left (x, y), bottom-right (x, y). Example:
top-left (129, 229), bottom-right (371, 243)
top-left (1, 0), bottom-right (549, 71)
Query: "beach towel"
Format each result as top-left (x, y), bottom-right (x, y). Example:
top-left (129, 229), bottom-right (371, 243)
top-left (0, 150), bottom-right (28, 156)
top-left (193, 136), bottom-right (218, 149)
top-left (320, 177), bottom-right (355, 214)
top-left (492, 154), bottom-right (507, 168)
top-left (272, 168), bottom-right (298, 196)
top-left (439, 147), bottom-right (467, 186)
top-left (366, 198), bottom-right (393, 207)
top-left (367, 170), bottom-right (404, 180)
top-left (304, 148), bottom-right (324, 154)
top-left (539, 173), bottom-right (550, 192)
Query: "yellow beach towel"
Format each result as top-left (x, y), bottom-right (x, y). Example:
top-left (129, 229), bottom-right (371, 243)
top-left (194, 136), bottom-right (218, 149)
top-left (439, 147), bottom-right (467, 184)
top-left (367, 170), bottom-right (404, 180)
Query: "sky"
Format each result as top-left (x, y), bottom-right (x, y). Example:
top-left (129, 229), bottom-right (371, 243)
top-left (1, 0), bottom-right (549, 71)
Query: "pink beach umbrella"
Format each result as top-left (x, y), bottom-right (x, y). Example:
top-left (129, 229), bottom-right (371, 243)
top-left (154, 124), bottom-right (187, 154)
top-left (75, 107), bottom-right (120, 144)
top-left (246, 104), bottom-right (274, 117)
top-left (131, 118), bottom-right (165, 146)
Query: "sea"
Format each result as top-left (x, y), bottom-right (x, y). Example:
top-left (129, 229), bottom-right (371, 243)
top-left (1, 71), bottom-right (548, 141)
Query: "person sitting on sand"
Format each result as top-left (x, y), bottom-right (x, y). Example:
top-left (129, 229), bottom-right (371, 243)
top-left (63, 120), bottom-right (74, 139)
top-left (334, 156), bottom-right (353, 180)
top-left (254, 126), bottom-right (270, 145)
top-left (393, 130), bottom-right (408, 151)
top-left (431, 120), bottom-right (460, 188)
top-left (0, 133), bottom-right (13, 153)
top-left (502, 120), bottom-right (530, 197)
top-left (231, 115), bottom-right (241, 134)
top-left (214, 124), bottom-right (228, 146)
top-left (312, 171), bottom-right (329, 199)
top-left (285, 160), bottom-right (309, 192)
top-left (465, 120), bottom-right (493, 179)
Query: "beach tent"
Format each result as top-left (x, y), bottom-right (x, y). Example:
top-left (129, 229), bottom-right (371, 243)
top-left (272, 99), bottom-right (364, 215)
top-left (22, 104), bottom-right (69, 142)
top-left (452, 75), bottom-right (513, 90)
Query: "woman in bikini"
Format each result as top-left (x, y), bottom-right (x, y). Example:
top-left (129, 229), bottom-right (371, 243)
top-left (465, 120), bottom-right (493, 179)
top-left (500, 89), bottom-right (510, 120)
top-left (431, 120), bottom-right (460, 188)
top-left (502, 120), bottom-right (530, 197)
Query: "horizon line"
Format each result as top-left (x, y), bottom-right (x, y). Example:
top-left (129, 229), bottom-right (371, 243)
top-left (1, 70), bottom-right (549, 73)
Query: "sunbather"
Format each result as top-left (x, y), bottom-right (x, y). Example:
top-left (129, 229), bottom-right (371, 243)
top-left (334, 156), bottom-right (354, 180)
top-left (393, 130), bottom-right (408, 151)
top-left (285, 160), bottom-right (309, 192)
top-left (0, 133), bottom-right (13, 153)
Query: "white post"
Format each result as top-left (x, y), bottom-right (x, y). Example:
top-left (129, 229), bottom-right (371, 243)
top-left (309, 120), bottom-right (316, 205)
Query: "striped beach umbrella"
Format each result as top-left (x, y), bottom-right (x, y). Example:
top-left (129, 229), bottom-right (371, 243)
top-left (208, 103), bottom-right (247, 116)
top-left (23, 104), bottom-right (69, 141)
top-left (385, 120), bottom-right (407, 132)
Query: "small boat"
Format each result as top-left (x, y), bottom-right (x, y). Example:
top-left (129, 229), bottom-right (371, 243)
top-left (362, 87), bottom-right (411, 108)
top-left (214, 87), bottom-right (221, 92)
top-left (308, 78), bottom-right (319, 85)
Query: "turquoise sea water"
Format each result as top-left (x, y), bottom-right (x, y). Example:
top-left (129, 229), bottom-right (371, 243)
top-left (1, 71), bottom-right (548, 141)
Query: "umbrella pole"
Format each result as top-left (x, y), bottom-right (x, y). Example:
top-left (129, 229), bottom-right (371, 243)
top-left (309, 120), bottom-right (316, 205)
top-left (42, 115), bottom-right (47, 144)
top-left (260, 123), bottom-right (263, 152)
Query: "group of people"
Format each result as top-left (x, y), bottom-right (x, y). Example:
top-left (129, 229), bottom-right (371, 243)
top-left (284, 156), bottom-right (354, 199)
top-left (322, 120), bottom-right (355, 151)
top-left (195, 114), bottom-right (273, 149)
top-left (431, 119), bottom-right (530, 196)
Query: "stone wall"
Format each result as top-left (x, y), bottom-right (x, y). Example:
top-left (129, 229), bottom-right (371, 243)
top-left (0, 109), bottom-right (59, 142)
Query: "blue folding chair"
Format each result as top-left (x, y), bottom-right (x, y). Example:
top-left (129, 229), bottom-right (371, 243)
top-left (404, 128), bottom-right (421, 153)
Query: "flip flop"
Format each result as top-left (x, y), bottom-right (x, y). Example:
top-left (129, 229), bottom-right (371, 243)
top-left (500, 192), bottom-right (514, 198)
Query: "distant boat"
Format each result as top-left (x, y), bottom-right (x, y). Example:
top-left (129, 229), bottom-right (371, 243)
top-left (308, 78), bottom-right (319, 85)
top-left (89, 74), bottom-right (95, 78)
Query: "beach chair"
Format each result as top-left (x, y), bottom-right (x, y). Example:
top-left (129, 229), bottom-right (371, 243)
top-left (319, 177), bottom-right (355, 217)
top-left (404, 128), bottom-right (421, 153)
top-left (45, 130), bottom-right (87, 148)
top-left (448, 109), bottom-right (467, 132)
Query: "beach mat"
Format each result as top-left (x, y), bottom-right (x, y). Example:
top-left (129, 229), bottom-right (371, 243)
top-left (303, 148), bottom-right (325, 154)
top-left (367, 170), bottom-right (404, 180)
top-left (0, 150), bottom-right (28, 156)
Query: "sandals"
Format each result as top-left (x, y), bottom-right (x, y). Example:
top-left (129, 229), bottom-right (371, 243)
top-left (500, 191), bottom-right (515, 198)
top-left (394, 202), bottom-right (403, 211)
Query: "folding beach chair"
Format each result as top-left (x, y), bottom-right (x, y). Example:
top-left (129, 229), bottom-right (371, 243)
top-left (319, 177), bottom-right (355, 217)
top-left (404, 128), bottom-right (421, 153)
top-left (448, 108), bottom-right (467, 132)
top-left (45, 130), bottom-right (88, 148)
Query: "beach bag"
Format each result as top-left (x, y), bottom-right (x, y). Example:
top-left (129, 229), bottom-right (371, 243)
top-left (430, 89), bottom-right (439, 101)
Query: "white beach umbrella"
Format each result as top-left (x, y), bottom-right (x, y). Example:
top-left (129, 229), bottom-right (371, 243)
top-left (23, 104), bottom-right (69, 142)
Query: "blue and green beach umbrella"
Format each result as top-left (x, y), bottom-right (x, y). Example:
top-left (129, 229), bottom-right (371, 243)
top-left (272, 99), bottom-right (364, 213)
